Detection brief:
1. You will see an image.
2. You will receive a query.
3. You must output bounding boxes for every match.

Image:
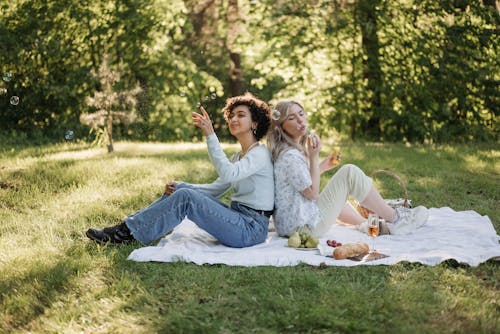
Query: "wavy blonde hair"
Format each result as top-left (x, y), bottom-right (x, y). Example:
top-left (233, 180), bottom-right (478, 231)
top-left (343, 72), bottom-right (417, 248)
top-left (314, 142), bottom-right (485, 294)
top-left (267, 100), bottom-right (308, 162)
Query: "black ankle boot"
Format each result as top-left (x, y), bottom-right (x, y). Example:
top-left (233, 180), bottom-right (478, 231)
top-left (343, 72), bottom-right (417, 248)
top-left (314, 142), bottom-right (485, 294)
top-left (86, 222), bottom-right (135, 245)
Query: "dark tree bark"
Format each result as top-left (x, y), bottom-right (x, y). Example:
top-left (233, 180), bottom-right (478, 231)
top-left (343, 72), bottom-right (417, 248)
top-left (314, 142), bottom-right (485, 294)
top-left (229, 52), bottom-right (243, 96)
top-left (357, 0), bottom-right (383, 139)
top-left (227, 0), bottom-right (243, 96)
top-left (481, 0), bottom-right (499, 11)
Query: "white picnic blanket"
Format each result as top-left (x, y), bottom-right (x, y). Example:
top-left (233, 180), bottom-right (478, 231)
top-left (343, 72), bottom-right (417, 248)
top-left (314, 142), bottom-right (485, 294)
top-left (127, 207), bottom-right (500, 267)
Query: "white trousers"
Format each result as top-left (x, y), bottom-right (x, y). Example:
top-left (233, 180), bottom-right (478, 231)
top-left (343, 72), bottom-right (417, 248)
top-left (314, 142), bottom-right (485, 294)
top-left (312, 164), bottom-right (372, 236)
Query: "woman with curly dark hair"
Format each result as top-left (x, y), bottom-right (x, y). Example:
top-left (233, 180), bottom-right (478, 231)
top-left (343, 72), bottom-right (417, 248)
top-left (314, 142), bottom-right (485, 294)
top-left (86, 93), bottom-right (274, 247)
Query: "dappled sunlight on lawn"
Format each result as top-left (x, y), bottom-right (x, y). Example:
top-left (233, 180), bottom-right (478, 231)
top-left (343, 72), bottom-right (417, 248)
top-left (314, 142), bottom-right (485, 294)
top-left (40, 141), bottom-right (240, 161)
top-left (386, 266), bottom-right (497, 333)
top-left (414, 176), bottom-right (443, 188)
top-left (463, 153), bottom-right (499, 173)
top-left (67, 296), bottom-right (145, 333)
top-left (1, 141), bottom-right (498, 333)
top-left (425, 269), bottom-right (498, 332)
top-left (43, 147), bottom-right (107, 161)
top-left (113, 141), bottom-right (239, 155)
top-left (116, 141), bottom-right (206, 153)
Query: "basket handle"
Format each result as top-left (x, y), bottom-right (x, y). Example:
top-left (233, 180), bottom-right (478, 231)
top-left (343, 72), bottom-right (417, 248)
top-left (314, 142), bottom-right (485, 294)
top-left (369, 169), bottom-right (410, 208)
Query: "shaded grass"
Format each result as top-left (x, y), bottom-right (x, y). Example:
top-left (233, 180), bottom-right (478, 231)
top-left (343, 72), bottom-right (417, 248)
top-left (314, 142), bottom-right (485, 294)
top-left (0, 141), bottom-right (498, 333)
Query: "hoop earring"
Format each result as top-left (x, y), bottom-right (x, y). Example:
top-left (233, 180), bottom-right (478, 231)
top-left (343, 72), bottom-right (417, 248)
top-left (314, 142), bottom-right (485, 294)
top-left (253, 128), bottom-right (257, 136)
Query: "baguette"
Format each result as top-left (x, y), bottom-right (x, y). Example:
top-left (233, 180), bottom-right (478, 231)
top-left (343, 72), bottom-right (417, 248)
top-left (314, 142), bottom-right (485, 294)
top-left (333, 242), bottom-right (369, 260)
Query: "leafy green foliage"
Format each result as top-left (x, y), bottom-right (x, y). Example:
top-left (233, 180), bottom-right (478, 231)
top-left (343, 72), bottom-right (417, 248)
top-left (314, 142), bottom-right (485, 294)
top-left (0, 0), bottom-right (498, 143)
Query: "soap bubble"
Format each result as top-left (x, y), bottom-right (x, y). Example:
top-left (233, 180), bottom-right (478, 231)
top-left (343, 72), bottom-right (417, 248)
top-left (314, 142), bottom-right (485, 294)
top-left (204, 96), bottom-right (209, 101)
top-left (10, 96), bottom-right (19, 105)
top-left (211, 93), bottom-right (216, 100)
top-left (2, 72), bottom-right (13, 82)
top-left (64, 130), bottom-right (74, 141)
top-left (0, 88), bottom-right (6, 95)
top-left (196, 102), bottom-right (201, 108)
top-left (179, 90), bottom-right (185, 97)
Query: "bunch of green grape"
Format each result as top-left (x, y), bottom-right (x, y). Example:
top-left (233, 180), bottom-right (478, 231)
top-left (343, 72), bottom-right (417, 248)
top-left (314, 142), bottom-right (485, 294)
top-left (287, 231), bottom-right (319, 248)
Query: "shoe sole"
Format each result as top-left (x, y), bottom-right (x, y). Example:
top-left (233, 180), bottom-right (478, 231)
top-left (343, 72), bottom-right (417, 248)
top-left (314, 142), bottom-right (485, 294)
top-left (85, 229), bottom-right (133, 246)
top-left (86, 229), bottom-right (113, 245)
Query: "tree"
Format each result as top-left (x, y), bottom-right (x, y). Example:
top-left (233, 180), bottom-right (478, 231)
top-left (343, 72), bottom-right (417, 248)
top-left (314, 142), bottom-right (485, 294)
top-left (1, 0), bottom-right (497, 143)
top-left (80, 55), bottom-right (141, 152)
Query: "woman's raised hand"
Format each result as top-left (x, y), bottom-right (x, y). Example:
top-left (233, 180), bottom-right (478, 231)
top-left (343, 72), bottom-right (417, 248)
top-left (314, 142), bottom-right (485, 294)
top-left (192, 106), bottom-right (215, 136)
top-left (307, 132), bottom-right (321, 158)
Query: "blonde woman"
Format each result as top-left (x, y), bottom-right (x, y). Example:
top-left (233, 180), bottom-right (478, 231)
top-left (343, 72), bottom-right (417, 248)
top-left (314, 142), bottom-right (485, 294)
top-left (268, 99), bottom-right (428, 237)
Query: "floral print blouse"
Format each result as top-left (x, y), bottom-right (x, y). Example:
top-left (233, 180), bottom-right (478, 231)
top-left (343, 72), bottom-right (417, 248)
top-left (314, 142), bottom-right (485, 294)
top-left (273, 148), bottom-right (322, 236)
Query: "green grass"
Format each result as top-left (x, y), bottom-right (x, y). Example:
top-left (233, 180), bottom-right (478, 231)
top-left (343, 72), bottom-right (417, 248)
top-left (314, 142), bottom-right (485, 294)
top-left (1, 140), bottom-right (499, 333)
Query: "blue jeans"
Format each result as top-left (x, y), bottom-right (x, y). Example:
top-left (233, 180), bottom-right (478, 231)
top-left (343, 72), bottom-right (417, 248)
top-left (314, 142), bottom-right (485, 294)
top-left (124, 184), bottom-right (269, 247)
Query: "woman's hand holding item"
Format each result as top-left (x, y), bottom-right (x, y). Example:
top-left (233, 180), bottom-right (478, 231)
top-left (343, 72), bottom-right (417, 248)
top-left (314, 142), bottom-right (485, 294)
top-left (192, 106), bottom-right (215, 136)
top-left (302, 132), bottom-right (321, 201)
top-left (164, 181), bottom-right (178, 195)
top-left (307, 132), bottom-right (321, 159)
top-left (320, 147), bottom-right (342, 173)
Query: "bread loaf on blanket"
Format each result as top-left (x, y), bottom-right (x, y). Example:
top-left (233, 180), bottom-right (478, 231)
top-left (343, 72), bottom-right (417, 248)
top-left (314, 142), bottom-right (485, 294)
top-left (333, 242), bottom-right (369, 260)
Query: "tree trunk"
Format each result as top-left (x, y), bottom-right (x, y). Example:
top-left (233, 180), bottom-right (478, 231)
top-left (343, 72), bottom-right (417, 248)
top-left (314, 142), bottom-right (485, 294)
top-left (188, 0), bottom-right (218, 37)
top-left (481, 0), bottom-right (499, 11)
top-left (227, 0), bottom-right (243, 96)
top-left (107, 114), bottom-right (114, 153)
top-left (350, 3), bottom-right (359, 140)
top-left (357, 0), bottom-right (383, 139)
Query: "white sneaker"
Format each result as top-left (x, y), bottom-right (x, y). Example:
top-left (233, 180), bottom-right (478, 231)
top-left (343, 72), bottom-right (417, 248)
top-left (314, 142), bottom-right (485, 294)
top-left (388, 206), bottom-right (429, 235)
top-left (379, 219), bottom-right (391, 235)
top-left (357, 221), bottom-right (368, 234)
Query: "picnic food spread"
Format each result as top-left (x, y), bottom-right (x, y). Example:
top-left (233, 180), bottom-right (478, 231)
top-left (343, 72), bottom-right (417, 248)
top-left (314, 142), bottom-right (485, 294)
top-left (288, 234), bottom-right (381, 262)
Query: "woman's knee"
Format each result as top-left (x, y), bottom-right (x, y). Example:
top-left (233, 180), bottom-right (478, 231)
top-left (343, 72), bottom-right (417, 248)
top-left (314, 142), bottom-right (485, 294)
top-left (337, 164), bottom-right (370, 189)
top-left (171, 187), bottom-right (200, 202)
top-left (338, 163), bottom-right (364, 178)
top-left (175, 183), bottom-right (195, 191)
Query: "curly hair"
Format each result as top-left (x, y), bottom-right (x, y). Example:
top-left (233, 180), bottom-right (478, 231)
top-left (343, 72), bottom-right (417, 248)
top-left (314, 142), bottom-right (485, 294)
top-left (222, 92), bottom-right (271, 141)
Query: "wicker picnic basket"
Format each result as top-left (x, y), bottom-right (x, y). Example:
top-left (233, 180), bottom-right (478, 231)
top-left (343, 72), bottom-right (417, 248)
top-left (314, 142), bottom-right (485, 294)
top-left (356, 169), bottom-right (411, 219)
